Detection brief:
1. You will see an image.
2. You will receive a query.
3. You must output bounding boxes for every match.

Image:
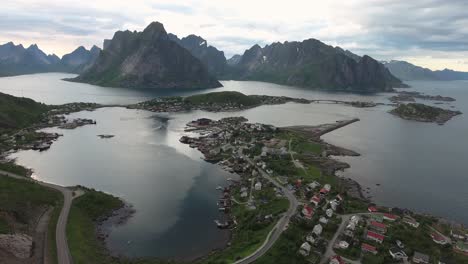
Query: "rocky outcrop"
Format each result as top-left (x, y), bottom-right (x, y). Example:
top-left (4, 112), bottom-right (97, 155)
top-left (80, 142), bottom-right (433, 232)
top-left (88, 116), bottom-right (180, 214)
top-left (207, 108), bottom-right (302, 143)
top-left (70, 22), bottom-right (222, 89)
top-left (227, 39), bottom-right (405, 92)
top-left (168, 34), bottom-right (227, 77)
top-left (227, 55), bottom-right (242, 66)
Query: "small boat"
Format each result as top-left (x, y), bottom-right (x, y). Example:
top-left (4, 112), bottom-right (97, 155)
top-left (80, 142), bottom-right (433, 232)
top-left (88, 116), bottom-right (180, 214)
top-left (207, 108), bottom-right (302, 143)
top-left (214, 220), bottom-right (229, 229)
top-left (97, 134), bottom-right (115, 139)
top-left (216, 186), bottom-right (223, 191)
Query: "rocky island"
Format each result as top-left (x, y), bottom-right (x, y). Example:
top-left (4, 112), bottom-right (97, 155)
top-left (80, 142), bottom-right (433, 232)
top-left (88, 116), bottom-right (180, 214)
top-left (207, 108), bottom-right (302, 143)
top-left (390, 103), bottom-right (462, 124)
top-left (129, 91), bottom-right (378, 113)
top-left (389, 91), bottom-right (456, 103)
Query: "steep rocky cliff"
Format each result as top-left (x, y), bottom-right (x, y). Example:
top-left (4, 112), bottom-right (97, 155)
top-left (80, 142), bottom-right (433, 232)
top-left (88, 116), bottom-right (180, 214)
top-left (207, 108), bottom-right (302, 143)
top-left (228, 39), bottom-right (404, 92)
top-left (168, 34), bottom-right (226, 77)
top-left (70, 22), bottom-right (222, 89)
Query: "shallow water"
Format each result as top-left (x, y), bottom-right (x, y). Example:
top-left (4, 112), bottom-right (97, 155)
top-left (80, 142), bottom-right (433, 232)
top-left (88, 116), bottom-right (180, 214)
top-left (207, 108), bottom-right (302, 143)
top-left (3, 73), bottom-right (468, 259)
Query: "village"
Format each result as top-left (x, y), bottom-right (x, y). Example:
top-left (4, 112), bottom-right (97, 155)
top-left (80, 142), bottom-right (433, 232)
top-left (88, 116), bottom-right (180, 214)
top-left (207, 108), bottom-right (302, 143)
top-left (180, 116), bottom-right (468, 264)
top-left (129, 91), bottom-right (378, 114)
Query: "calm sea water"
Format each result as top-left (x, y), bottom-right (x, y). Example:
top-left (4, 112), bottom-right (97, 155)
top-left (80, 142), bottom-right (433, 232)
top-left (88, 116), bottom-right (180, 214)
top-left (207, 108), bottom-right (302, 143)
top-left (2, 73), bottom-right (468, 259)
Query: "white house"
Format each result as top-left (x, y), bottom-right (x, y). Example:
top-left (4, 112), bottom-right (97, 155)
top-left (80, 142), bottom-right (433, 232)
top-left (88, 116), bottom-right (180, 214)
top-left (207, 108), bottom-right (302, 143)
top-left (338, 241), bottom-right (349, 249)
top-left (346, 222), bottom-right (356, 231)
top-left (389, 248), bottom-right (408, 260)
top-left (319, 217), bottom-right (329, 225)
top-left (326, 209), bottom-right (333, 218)
top-left (313, 224), bottom-right (323, 236)
top-left (254, 182), bottom-right (262, 191)
top-left (330, 200), bottom-right (339, 211)
top-left (299, 242), bottom-right (311, 256)
top-left (306, 235), bottom-right (315, 244)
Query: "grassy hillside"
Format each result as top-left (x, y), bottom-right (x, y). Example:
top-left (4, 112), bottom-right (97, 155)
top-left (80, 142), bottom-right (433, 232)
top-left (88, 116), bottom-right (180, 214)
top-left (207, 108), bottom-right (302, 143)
top-left (0, 175), bottom-right (61, 230)
top-left (67, 189), bottom-right (124, 263)
top-left (0, 92), bottom-right (48, 131)
top-left (184, 91), bottom-right (261, 106)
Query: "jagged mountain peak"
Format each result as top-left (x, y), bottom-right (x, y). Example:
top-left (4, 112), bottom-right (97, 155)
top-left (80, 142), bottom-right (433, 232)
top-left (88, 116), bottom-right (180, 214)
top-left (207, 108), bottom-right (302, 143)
top-left (70, 21), bottom-right (221, 89)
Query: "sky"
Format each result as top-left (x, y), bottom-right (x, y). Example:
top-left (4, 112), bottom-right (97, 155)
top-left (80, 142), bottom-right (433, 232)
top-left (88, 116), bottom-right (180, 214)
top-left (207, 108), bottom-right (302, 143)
top-left (1, 0), bottom-right (468, 71)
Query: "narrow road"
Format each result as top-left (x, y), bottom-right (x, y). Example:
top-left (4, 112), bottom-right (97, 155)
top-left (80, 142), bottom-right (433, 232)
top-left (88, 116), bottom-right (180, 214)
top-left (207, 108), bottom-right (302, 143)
top-left (0, 170), bottom-right (74, 264)
top-left (320, 213), bottom-right (373, 264)
top-left (234, 157), bottom-right (299, 264)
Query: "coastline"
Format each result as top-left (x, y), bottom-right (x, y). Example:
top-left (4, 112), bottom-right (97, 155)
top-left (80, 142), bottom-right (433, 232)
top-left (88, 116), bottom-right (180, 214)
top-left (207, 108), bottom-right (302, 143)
top-left (1, 91), bottom-right (468, 262)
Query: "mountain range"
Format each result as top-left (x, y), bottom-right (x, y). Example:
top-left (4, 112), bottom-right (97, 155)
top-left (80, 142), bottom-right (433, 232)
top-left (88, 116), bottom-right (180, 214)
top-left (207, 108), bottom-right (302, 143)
top-left (383, 60), bottom-right (468, 81)
top-left (225, 39), bottom-right (404, 92)
top-left (0, 42), bottom-right (101, 77)
top-left (70, 22), bottom-right (221, 89)
top-left (0, 21), bottom-right (428, 92)
top-left (168, 34), bottom-right (227, 77)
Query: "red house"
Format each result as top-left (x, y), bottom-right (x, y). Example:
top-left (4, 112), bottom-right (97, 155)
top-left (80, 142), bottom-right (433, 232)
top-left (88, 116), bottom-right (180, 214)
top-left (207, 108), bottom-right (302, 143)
top-left (310, 194), bottom-right (321, 206)
top-left (302, 205), bottom-right (314, 220)
top-left (366, 231), bottom-right (385, 243)
top-left (361, 243), bottom-right (378, 255)
top-left (370, 221), bottom-right (387, 233)
top-left (368, 206), bottom-right (378, 213)
top-left (383, 213), bottom-right (398, 222)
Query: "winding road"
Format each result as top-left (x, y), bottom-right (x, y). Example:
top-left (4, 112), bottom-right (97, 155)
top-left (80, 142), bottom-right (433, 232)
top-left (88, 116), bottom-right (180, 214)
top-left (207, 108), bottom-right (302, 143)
top-left (0, 170), bottom-right (74, 264)
top-left (234, 157), bottom-right (299, 264)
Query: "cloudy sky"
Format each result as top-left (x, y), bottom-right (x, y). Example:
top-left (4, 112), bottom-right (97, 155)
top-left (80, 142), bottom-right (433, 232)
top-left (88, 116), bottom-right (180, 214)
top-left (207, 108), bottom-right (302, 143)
top-left (2, 0), bottom-right (468, 71)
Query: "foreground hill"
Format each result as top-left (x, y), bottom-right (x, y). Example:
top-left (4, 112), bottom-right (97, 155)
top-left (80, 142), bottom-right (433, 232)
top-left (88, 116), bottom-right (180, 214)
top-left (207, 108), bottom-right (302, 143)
top-left (0, 42), bottom-right (60, 77)
top-left (168, 34), bottom-right (227, 77)
top-left (70, 22), bottom-right (222, 89)
top-left (0, 92), bottom-right (48, 131)
top-left (383, 60), bottom-right (468, 81)
top-left (226, 39), bottom-right (405, 92)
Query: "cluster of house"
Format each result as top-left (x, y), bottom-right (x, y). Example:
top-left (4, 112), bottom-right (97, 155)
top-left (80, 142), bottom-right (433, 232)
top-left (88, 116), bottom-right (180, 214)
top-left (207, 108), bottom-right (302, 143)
top-left (58, 118), bottom-right (96, 129)
top-left (298, 182), bottom-right (344, 257)
top-left (48, 102), bottom-right (100, 115)
top-left (451, 227), bottom-right (468, 256)
top-left (134, 97), bottom-right (188, 112)
top-left (1, 128), bottom-right (63, 153)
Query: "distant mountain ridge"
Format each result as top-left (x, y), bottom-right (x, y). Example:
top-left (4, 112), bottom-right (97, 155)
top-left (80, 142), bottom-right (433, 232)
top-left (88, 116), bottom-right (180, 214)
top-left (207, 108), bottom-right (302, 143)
top-left (70, 22), bottom-right (222, 89)
top-left (225, 39), bottom-right (405, 92)
top-left (0, 42), bottom-right (101, 76)
top-left (60, 46), bottom-right (101, 73)
top-left (383, 60), bottom-right (468, 81)
top-left (168, 34), bottom-right (227, 77)
top-left (0, 42), bottom-right (61, 76)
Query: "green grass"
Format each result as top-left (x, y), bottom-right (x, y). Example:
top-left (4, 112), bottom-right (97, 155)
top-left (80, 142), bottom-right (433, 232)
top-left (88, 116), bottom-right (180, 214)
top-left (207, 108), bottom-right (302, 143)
top-left (47, 200), bottom-right (63, 264)
top-left (362, 254), bottom-right (385, 264)
top-left (277, 130), bottom-right (322, 155)
top-left (0, 216), bottom-right (10, 234)
top-left (200, 192), bottom-right (289, 264)
top-left (184, 91), bottom-right (261, 107)
top-left (343, 196), bottom-right (369, 214)
top-left (0, 161), bottom-right (30, 176)
top-left (67, 189), bottom-right (124, 264)
top-left (0, 92), bottom-right (49, 132)
top-left (254, 224), bottom-right (310, 264)
top-left (0, 175), bottom-right (61, 224)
